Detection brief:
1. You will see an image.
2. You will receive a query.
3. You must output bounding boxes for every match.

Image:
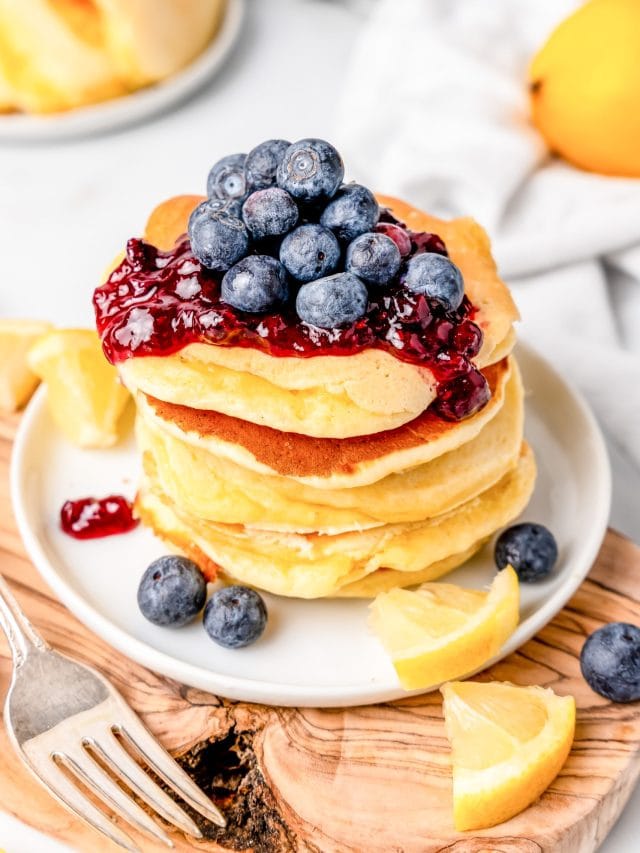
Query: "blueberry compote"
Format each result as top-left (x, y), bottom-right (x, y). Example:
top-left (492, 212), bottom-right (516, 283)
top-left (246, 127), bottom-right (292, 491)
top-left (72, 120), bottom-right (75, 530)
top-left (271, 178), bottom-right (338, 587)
top-left (60, 495), bottom-right (139, 540)
top-left (93, 218), bottom-right (489, 421)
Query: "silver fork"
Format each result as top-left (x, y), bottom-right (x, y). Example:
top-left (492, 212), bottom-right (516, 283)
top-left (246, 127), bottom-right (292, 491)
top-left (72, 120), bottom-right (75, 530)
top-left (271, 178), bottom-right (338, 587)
top-left (0, 573), bottom-right (225, 852)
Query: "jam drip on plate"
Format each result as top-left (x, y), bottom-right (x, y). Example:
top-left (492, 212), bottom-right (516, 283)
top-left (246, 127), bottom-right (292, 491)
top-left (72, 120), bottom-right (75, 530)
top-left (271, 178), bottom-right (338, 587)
top-left (94, 220), bottom-right (489, 420)
top-left (60, 495), bottom-right (139, 539)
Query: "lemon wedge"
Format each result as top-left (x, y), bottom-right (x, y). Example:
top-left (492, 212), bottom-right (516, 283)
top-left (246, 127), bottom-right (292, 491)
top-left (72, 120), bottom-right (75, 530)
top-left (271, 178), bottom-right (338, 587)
top-left (369, 567), bottom-right (519, 690)
top-left (0, 319), bottom-right (53, 413)
top-left (441, 680), bottom-right (575, 831)
top-left (28, 329), bottom-right (130, 448)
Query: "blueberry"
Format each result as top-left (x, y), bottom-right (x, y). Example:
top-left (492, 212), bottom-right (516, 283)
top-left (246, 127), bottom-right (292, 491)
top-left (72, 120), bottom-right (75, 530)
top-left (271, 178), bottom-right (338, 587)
top-left (137, 555), bottom-right (206, 627)
top-left (279, 224), bottom-right (340, 283)
top-left (403, 253), bottom-right (464, 312)
top-left (222, 255), bottom-right (288, 313)
top-left (188, 196), bottom-right (242, 230)
top-left (277, 138), bottom-right (344, 204)
top-left (319, 183), bottom-right (379, 243)
top-left (346, 232), bottom-right (401, 285)
top-left (245, 139), bottom-right (291, 190)
top-left (188, 200), bottom-right (249, 271)
top-left (207, 153), bottom-right (248, 202)
top-left (296, 272), bottom-right (368, 328)
top-left (203, 585), bottom-right (267, 649)
top-left (242, 188), bottom-right (298, 240)
top-left (580, 622), bottom-right (640, 702)
top-left (494, 523), bottom-right (558, 582)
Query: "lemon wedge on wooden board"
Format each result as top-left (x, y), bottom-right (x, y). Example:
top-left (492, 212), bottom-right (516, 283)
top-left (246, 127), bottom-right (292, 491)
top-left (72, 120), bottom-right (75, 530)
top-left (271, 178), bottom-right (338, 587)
top-left (28, 328), bottom-right (130, 448)
top-left (368, 566), bottom-right (519, 690)
top-left (0, 319), bottom-right (52, 413)
top-left (441, 680), bottom-right (576, 831)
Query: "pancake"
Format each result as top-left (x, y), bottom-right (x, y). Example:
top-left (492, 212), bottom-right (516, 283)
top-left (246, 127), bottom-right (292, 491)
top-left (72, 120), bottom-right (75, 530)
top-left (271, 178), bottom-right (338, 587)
top-left (136, 359), bottom-right (524, 533)
top-left (116, 195), bottom-right (519, 439)
top-left (137, 357), bottom-right (512, 490)
top-left (0, 2), bottom-right (226, 114)
top-left (333, 541), bottom-right (488, 598)
top-left (120, 345), bottom-right (440, 439)
top-left (135, 443), bottom-right (536, 599)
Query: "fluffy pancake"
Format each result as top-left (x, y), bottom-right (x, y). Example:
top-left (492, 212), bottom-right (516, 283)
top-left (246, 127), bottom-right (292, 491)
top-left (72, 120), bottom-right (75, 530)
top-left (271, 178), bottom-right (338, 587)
top-left (136, 359), bottom-right (524, 533)
top-left (116, 195), bottom-right (518, 438)
top-left (121, 345), bottom-right (439, 439)
top-left (0, 1), bottom-right (225, 114)
top-left (138, 357), bottom-right (511, 490)
top-left (135, 443), bottom-right (536, 599)
top-left (333, 541), bottom-right (487, 598)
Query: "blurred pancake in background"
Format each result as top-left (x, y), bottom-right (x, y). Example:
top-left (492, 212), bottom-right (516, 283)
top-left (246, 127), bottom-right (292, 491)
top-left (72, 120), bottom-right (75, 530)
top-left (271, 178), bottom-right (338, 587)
top-left (0, 0), bottom-right (227, 114)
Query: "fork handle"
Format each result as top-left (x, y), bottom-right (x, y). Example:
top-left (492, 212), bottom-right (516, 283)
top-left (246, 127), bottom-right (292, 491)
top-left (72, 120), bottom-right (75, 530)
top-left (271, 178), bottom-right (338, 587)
top-left (0, 573), bottom-right (48, 666)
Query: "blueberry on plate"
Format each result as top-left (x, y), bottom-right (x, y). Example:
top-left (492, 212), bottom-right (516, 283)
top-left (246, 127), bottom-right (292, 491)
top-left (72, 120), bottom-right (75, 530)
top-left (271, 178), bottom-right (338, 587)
top-left (242, 187), bottom-right (298, 240)
top-left (280, 223), bottom-right (340, 282)
top-left (137, 555), bottom-right (206, 627)
top-left (222, 255), bottom-right (288, 312)
top-left (277, 138), bottom-right (344, 204)
top-left (403, 252), bottom-right (464, 312)
top-left (320, 183), bottom-right (379, 243)
top-left (188, 200), bottom-right (249, 271)
top-left (245, 139), bottom-right (291, 190)
top-left (346, 232), bottom-right (401, 285)
top-left (580, 622), bottom-right (640, 702)
top-left (296, 271), bottom-right (368, 328)
top-left (203, 585), bottom-right (267, 649)
top-left (494, 522), bottom-right (558, 582)
top-left (207, 153), bottom-right (248, 202)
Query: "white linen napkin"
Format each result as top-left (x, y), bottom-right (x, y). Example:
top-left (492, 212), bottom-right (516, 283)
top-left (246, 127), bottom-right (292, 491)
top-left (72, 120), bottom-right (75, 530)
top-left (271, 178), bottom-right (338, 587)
top-left (336, 0), bottom-right (640, 469)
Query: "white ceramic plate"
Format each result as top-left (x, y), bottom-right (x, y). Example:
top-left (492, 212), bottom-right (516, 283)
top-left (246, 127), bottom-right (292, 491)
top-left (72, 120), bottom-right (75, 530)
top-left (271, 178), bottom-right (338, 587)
top-left (11, 343), bottom-right (611, 707)
top-left (0, 0), bottom-right (245, 142)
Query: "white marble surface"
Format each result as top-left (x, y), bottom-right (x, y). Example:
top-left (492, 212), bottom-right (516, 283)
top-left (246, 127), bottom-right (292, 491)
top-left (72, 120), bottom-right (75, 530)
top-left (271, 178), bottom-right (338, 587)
top-left (0, 0), bottom-right (638, 850)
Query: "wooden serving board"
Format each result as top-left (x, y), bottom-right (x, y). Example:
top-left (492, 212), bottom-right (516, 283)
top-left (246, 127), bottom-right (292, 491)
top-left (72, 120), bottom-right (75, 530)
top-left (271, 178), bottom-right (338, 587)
top-left (1, 411), bottom-right (640, 853)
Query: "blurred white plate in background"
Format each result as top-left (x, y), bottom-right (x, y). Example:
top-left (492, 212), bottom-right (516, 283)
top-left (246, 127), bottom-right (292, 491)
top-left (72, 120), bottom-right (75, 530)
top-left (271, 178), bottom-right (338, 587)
top-left (0, 0), bottom-right (245, 142)
top-left (11, 343), bottom-right (611, 707)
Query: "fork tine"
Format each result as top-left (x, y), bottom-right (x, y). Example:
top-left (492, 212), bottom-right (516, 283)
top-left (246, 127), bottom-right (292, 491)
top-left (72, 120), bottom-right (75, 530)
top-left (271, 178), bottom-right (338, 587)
top-left (117, 723), bottom-right (226, 827)
top-left (88, 733), bottom-right (203, 839)
top-left (30, 754), bottom-right (141, 853)
top-left (58, 749), bottom-right (174, 848)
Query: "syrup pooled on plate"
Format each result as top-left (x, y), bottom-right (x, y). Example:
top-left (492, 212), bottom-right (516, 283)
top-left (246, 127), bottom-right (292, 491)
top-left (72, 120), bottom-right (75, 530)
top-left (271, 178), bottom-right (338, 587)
top-left (93, 218), bottom-right (489, 420)
top-left (60, 495), bottom-right (139, 540)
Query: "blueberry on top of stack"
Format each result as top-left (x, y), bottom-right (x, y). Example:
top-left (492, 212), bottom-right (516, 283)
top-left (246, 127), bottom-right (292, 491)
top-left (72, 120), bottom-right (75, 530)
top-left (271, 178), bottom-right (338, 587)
top-left (189, 138), bottom-right (465, 330)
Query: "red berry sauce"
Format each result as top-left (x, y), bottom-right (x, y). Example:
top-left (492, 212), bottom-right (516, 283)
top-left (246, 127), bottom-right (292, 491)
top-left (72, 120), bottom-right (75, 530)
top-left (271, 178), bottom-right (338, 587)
top-left (93, 216), bottom-right (489, 420)
top-left (375, 222), bottom-right (412, 256)
top-left (60, 495), bottom-right (139, 540)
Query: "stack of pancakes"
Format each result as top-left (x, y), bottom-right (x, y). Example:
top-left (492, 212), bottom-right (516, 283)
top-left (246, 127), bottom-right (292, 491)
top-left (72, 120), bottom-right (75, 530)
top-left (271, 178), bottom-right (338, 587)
top-left (122, 196), bottom-right (535, 599)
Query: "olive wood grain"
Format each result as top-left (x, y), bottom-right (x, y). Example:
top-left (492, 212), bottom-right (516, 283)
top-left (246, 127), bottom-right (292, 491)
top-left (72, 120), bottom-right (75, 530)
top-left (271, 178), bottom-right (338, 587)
top-left (0, 411), bottom-right (639, 853)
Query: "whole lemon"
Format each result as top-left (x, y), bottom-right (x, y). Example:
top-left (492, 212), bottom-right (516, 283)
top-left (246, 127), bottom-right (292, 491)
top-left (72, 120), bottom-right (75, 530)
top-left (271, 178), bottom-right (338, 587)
top-left (530, 0), bottom-right (640, 177)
